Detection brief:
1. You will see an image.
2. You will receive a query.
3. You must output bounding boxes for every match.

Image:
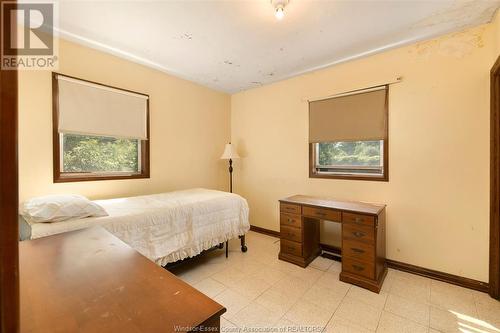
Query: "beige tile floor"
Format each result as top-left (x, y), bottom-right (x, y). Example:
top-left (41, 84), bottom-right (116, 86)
top-left (169, 231), bottom-right (500, 333)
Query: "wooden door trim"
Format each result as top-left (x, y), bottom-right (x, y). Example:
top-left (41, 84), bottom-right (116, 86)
top-left (0, 0), bottom-right (19, 330)
top-left (490, 55), bottom-right (500, 299)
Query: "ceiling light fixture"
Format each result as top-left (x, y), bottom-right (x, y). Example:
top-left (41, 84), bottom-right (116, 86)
top-left (271, 0), bottom-right (289, 20)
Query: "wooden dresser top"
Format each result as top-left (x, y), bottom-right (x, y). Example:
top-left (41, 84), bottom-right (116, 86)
top-left (280, 195), bottom-right (386, 215)
top-left (20, 227), bottom-right (225, 333)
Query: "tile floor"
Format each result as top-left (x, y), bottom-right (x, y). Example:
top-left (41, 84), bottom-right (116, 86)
top-left (169, 231), bottom-right (500, 333)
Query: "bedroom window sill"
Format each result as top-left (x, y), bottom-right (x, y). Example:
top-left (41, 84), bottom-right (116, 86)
top-left (54, 173), bottom-right (149, 183)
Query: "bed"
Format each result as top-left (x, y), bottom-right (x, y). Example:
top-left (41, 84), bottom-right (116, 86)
top-left (20, 188), bottom-right (250, 266)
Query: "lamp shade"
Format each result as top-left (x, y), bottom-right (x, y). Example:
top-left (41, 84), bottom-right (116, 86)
top-left (220, 143), bottom-right (240, 159)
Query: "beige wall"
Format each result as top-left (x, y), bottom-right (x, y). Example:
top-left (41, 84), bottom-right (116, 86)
top-left (19, 38), bottom-right (231, 202)
top-left (231, 17), bottom-right (500, 282)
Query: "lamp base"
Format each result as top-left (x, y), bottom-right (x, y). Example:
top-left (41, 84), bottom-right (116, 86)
top-left (228, 159), bottom-right (233, 193)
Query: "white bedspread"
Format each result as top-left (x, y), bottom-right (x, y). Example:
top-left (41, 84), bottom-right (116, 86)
top-left (29, 188), bottom-right (250, 265)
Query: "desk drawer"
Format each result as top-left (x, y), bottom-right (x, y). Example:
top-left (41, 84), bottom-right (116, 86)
top-left (303, 206), bottom-right (341, 221)
top-left (343, 212), bottom-right (375, 227)
top-left (280, 225), bottom-right (302, 242)
top-left (342, 239), bottom-right (375, 263)
top-left (280, 203), bottom-right (301, 215)
top-left (343, 224), bottom-right (375, 244)
top-left (343, 257), bottom-right (375, 279)
top-left (280, 213), bottom-right (302, 228)
top-left (280, 239), bottom-right (302, 257)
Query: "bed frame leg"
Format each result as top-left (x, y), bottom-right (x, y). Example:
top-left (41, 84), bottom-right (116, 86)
top-left (239, 235), bottom-right (247, 252)
top-left (225, 241), bottom-right (228, 258)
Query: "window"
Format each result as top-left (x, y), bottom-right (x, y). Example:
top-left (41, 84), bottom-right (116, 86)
top-left (312, 140), bottom-right (385, 177)
top-left (53, 73), bottom-right (150, 182)
top-left (309, 86), bottom-right (388, 181)
top-left (61, 134), bottom-right (140, 174)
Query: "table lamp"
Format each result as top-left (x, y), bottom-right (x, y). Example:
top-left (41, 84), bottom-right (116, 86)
top-left (220, 142), bottom-right (240, 193)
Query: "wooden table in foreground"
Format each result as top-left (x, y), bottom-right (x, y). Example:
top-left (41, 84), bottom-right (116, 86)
top-left (279, 195), bottom-right (387, 293)
top-left (20, 227), bottom-right (225, 333)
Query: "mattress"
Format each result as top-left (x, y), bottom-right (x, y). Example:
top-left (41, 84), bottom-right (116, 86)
top-left (23, 188), bottom-right (250, 266)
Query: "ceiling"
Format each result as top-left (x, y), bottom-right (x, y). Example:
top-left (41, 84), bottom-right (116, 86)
top-left (51, 0), bottom-right (499, 93)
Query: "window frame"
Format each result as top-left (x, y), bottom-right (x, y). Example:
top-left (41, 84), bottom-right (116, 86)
top-left (309, 140), bottom-right (388, 181)
top-left (308, 89), bottom-right (389, 182)
top-left (52, 72), bottom-right (150, 183)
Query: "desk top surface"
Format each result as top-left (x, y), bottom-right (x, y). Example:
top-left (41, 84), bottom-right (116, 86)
top-left (20, 227), bottom-right (225, 333)
top-left (280, 195), bottom-right (386, 215)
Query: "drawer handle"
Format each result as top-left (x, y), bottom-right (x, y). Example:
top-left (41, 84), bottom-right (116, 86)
top-left (287, 246), bottom-right (295, 252)
top-left (353, 231), bottom-right (365, 238)
top-left (316, 211), bottom-right (326, 217)
top-left (351, 247), bottom-right (365, 254)
top-left (352, 264), bottom-right (365, 271)
top-left (287, 218), bottom-right (293, 223)
top-left (355, 217), bottom-right (362, 223)
top-left (285, 207), bottom-right (295, 211)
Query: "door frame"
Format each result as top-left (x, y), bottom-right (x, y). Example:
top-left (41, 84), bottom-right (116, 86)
top-left (490, 55), bottom-right (500, 300)
top-left (0, 0), bottom-right (19, 330)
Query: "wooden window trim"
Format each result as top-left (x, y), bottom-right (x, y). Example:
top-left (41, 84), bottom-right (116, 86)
top-left (52, 72), bottom-right (150, 183)
top-left (308, 88), bottom-right (389, 182)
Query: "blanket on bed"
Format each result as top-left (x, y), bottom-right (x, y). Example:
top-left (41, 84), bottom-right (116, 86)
top-left (28, 188), bottom-right (250, 265)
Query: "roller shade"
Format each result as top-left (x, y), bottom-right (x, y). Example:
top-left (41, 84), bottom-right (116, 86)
top-left (309, 86), bottom-right (388, 143)
top-left (56, 75), bottom-right (148, 140)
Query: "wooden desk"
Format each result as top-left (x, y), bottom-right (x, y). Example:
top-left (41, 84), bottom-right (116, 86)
top-left (279, 195), bottom-right (387, 293)
top-left (20, 227), bottom-right (225, 333)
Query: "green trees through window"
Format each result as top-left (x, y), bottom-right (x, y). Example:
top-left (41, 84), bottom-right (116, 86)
top-left (317, 141), bottom-right (382, 167)
top-left (62, 134), bottom-right (139, 173)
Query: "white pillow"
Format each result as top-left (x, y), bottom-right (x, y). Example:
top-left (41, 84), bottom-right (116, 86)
top-left (21, 194), bottom-right (108, 223)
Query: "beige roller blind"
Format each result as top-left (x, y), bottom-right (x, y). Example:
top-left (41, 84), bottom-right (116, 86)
top-left (57, 75), bottom-right (148, 140)
top-left (309, 86), bottom-right (388, 143)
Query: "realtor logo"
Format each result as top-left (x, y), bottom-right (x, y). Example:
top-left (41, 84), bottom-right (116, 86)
top-left (1, 1), bottom-right (58, 69)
